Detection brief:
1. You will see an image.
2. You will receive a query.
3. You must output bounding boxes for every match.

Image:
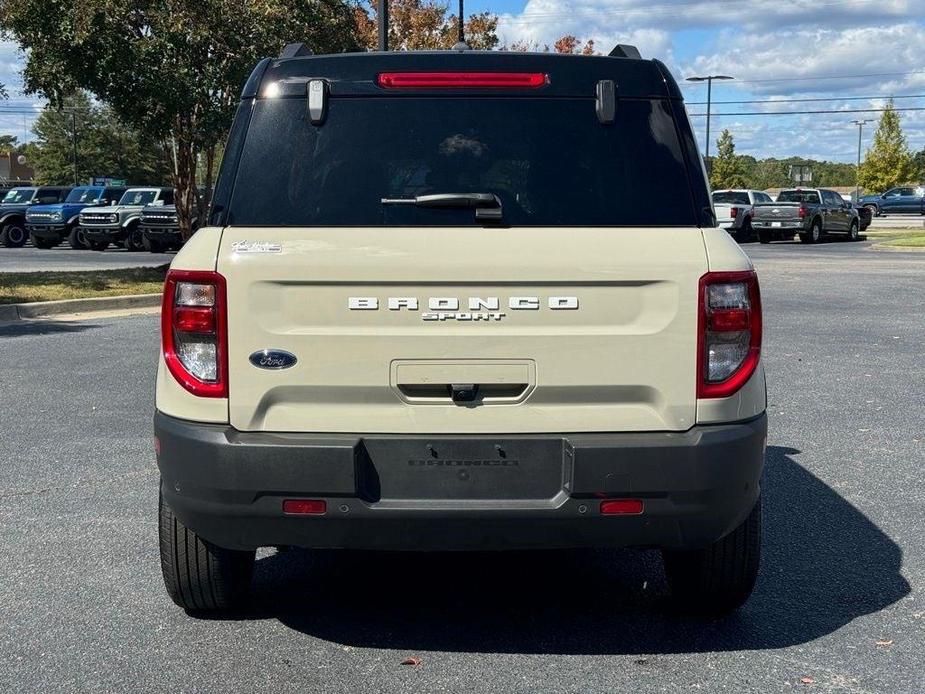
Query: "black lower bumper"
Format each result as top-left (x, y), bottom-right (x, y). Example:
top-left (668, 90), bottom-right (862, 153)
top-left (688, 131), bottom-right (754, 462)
top-left (141, 227), bottom-right (181, 244)
top-left (27, 224), bottom-right (68, 239)
top-left (81, 226), bottom-right (123, 242)
top-left (155, 411), bottom-right (767, 552)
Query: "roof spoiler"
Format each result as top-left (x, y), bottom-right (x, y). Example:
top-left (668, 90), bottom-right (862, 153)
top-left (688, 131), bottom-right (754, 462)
top-left (608, 44), bottom-right (641, 59)
top-left (279, 43), bottom-right (312, 59)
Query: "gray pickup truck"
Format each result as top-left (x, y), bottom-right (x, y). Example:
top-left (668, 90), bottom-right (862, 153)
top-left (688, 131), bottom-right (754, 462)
top-left (752, 188), bottom-right (860, 244)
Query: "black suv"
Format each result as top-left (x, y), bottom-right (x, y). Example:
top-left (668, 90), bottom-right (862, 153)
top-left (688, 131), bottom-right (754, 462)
top-left (0, 186), bottom-right (71, 247)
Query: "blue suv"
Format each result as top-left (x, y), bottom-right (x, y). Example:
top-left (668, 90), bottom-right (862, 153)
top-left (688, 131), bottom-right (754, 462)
top-left (859, 186), bottom-right (925, 216)
top-left (0, 186), bottom-right (71, 247)
top-left (26, 186), bottom-right (127, 249)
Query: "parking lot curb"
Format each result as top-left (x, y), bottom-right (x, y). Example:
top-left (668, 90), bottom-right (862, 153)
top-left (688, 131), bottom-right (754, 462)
top-left (0, 293), bottom-right (161, 322)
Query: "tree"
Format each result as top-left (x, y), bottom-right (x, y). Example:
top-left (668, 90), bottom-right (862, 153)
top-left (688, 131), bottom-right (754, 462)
top-left (710, 129), bottom-right (747, 189)
top-left (353, 0), bottom-right (499, 51)
top-left (858, 100), bottom-right (912, 193)
top-left (24, 91), bottom-right (172, 185)
top-left (504, 34), bottom-right (596, 54)
top-left (911, 147), bottom-right (925, 184)
top-left (0, 135), bottom-right (18, 152)
top-left (2, 0), bottom-right (359, 239)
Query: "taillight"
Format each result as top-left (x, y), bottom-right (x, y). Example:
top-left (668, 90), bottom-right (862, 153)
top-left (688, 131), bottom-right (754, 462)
top-left (161, 270), bottom-right (228, 398)
top-left (377, 72), bottom-right (548, 89)
top-left (798, 206), bottom-right (806, 219)
top-left (697, 270), bottom-right (762, 399)
top-left (730, 206), bottom-right (739, 218)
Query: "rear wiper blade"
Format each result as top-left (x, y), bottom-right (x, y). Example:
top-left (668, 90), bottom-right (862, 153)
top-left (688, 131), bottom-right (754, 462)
top-left (381, 193), bottom-right (502, 221)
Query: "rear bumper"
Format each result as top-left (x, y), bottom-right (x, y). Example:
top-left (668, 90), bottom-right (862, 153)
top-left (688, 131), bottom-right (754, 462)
top-left (155, 411), bottom-right (767, 552)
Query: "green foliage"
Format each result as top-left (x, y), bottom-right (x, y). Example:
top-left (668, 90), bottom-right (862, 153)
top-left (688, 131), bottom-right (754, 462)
top-left (858, 101), bottom-right (912, 192)
top-left (911, 148), bottom-right (925, 184)
top-left (736, 156), bottom-right (858, 190)
top-left (709, 129), bottom-right (747, 189)
top-left (24, 91), bottom-right (172, 185)
top-left (0, 134), bottom-right (19, 151)
top-left (2, 0), bottom-right (360, 237)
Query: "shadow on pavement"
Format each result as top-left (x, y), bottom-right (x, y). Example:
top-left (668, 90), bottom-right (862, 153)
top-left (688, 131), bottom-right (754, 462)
top-left (226, 445), bottom-right (908, 654)
top-left (0, 319), bottom-right (101, 338)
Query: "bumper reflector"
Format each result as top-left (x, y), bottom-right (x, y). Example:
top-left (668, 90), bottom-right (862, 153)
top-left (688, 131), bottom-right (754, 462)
top-left (283, 499), bottom-right (327, 515)
top-left (600, 499), bottom-right (644, 515)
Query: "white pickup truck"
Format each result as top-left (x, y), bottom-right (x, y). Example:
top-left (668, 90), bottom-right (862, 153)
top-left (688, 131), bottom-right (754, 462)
top-left (712, 189), bottom-right (774, 242)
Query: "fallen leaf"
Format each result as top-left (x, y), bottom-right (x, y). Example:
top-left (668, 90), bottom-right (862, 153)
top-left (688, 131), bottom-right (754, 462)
top-left (401, 657), bottom-right (422, 666)
top-left (800, 676), bottom-right (815, 685)
top-left (876, 639), bottom-right (893, 647)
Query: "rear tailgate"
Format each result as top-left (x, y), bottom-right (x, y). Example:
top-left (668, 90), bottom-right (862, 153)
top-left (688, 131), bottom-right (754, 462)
top-left (752, 202), bottom-right (801, 224)
top-left (218, 226), bottom-right (707, 434)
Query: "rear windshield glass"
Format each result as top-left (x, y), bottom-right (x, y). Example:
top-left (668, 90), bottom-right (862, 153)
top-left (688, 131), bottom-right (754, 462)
top-left (2, 188), bottom-right (36, 204)
top-left (228, 97), bottom-right (696, 226)
top-left (778, 190), bottom-right (820, 204)
top-left (712, 191), bottom-right (750, 205)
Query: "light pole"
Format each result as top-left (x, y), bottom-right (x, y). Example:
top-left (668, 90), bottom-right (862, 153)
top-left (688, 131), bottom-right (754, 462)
top-left (686, 75), bottom-right (734, 167)
top-left (850, 119), bottom-right (872, 202)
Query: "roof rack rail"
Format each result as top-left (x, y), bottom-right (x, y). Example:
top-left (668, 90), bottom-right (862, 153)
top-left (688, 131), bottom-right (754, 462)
top-left (608, 44), bottom-right (642, 59)
top-left (279, 43), bottom-right (312, 59)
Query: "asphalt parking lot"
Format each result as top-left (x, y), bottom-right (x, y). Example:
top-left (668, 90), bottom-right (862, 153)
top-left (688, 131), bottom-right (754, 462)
top-left (2, 240), bottom-right (923, 693)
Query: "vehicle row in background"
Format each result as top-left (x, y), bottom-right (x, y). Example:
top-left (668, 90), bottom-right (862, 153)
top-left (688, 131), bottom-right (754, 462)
top-left (1, 184), bottom-right (194, 252)
top-left (712, 187), bottom-right (878, 244)
top-left (858, 186), bottom-right (925, 216)
top-left (751, 188), bottom-right (860, 244)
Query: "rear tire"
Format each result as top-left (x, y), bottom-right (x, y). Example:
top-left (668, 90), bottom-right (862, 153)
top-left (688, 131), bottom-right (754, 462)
top-left (735, 219), bottom-right (753, 243)
top-left (31, 235), bottom-right (55, 249)
top-left (799, 219), bottom-right (822, 244)
top-left (68, 226), bottom-right (88, 250)
top-left (864, 204), bottom-right (879, 217)
top-left (663, 495), bottom-right (761, 615)
top-left (847, 220), bottom-right (859, 241)
top-left (757, 229), bottom-right (771, 244)
top-left (1, 222), bottom-right (28, 248)
top-left (159, 486), bottom-right (255, 614)
top-left (88, 240), bottom-right (109, 251)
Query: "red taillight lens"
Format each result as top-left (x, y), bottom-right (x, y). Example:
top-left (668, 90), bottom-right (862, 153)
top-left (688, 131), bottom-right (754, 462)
top-left (283, 499), bottom-right (327, 515)
top-left (161, 270), bottom-right (228, 398)
top-left (600, 499), bottom-right (644, 515)
top-left (377, 72), bottom-right (548, 89)
top-left (798, 206), bottom-right (806, 219)
top-left (730, 206), bottom-right (739, 218)
top-left (174, 306), bottom-right (216, 333)
top-left (697, 270), bottom-right (762, 399)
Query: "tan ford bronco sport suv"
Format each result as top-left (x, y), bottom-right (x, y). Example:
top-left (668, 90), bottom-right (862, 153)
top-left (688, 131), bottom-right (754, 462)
top-left (155, 46), bottom-right (767, 615)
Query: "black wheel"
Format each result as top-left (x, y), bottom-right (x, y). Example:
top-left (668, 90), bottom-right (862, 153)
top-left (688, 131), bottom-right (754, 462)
top-left (864, 204), bottom-right (879, 218)
top-left (847, 220), bottom-right (859, 241)
top-left (757, 229), bottom-right (771, 244)
top-left (663, 495), bottom-right (761, 615)
top-left (159, 486), bottom-right (255, 613)
top-left (735, 218), bottom-right (753, 243)
top-left (799, 219), bottom-right (822, 244)
top-left (68, 226), bottom-right (89, 250)
top-left (1, 222), bottom-right (28, 248)
top-left (88, 239), bottom-right (109, 251)
top-left (142, 235), bottom-right (165, 253)
top-left (31, 235), bottom-right (55, 249)
top-left (124, 224), bottom-right (144, 251)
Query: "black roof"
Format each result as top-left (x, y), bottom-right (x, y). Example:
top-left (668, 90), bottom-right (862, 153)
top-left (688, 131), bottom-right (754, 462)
top-left (243, 51), bottom-right (682, 101)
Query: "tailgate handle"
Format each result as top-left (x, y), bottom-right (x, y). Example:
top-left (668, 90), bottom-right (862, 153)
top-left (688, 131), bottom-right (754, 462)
top-left (450, 384), bottom-right (478, 403)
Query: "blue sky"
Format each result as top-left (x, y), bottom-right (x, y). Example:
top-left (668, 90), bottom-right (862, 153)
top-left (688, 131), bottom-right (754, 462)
top-left (3, 0), bottom-right (925, 163)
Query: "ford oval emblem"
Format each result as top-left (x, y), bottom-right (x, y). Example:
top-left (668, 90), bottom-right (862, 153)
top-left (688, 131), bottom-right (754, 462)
top-left (249, 349), bottom-right (297, 370)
